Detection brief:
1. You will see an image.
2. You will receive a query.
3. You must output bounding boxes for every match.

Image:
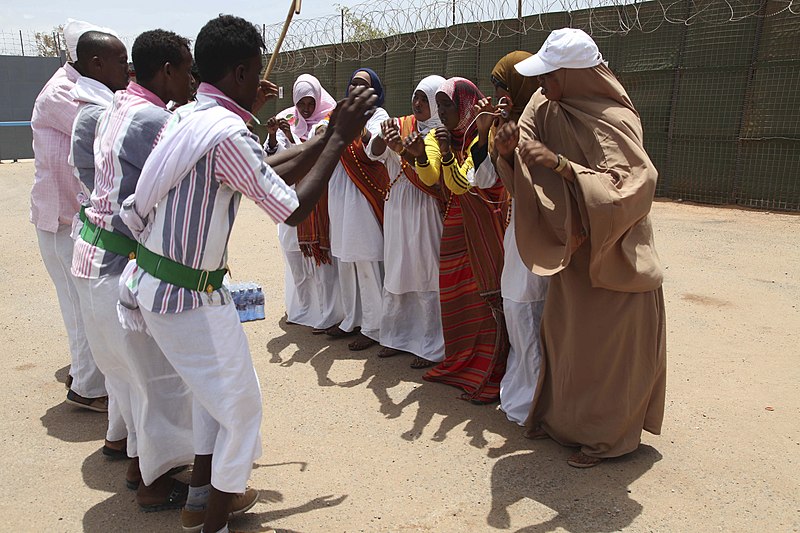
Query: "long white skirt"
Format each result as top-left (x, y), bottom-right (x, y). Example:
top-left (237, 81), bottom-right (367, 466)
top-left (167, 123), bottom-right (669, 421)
top-left (141, 302), bottom-right (262, 493)
top-left (337, 260), bottom-right (384, 341)
top-left (283, 250), bottom-right (343, 330)
top-left (76, 274), bottom-right (194, 484)
top-left (499, 299), bottom-right (546, 425)
top-left (380, 290), bottom-right (445, 362)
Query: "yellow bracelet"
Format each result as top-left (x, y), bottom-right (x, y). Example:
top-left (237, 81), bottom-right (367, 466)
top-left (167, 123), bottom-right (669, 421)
top-left (554, 154), bottom-right (569, 173)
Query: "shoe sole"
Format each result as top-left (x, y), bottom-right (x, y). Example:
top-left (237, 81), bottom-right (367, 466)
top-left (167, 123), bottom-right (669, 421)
top-left (180, 490), bottom-right (259, 532)
top-left (65, 397), bottom-right (108, 413)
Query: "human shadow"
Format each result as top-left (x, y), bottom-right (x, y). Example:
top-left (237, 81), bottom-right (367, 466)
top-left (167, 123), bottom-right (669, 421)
top-left (54, 364), bottom-right (70, 387)
top-left (40, 399), bottom-right (107, 443)
top-left (236, 494), bottom-right (348, 531)
top-left (334, 349), bottom-right (533, 454)
top-left (487, 444), bottom-right (662, 532)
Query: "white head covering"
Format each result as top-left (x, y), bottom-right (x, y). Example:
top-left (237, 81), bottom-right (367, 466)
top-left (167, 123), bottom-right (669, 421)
top-left (514, 28), bottom-right (603, 77)
top-left (276, 74), bottom-right (337, 141)
top-left (413, 75), bottom-right (446, 134)
top-left (64, 18), bottom-right (121, 62)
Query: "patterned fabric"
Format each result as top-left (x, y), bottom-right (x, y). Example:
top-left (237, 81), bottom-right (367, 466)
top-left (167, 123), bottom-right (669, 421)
top-left (296, 188), bottom-right (332, 265)
top-left (72, 83), bottom-right (170, 279)
top-left (130, 88), bottom-right (299, 314)
top-left (436, 77), bottom-right (484, 155)
top-left (339, 137), bottom-right (390, 227)
top-left (30, 63), bottom-right (83, 232)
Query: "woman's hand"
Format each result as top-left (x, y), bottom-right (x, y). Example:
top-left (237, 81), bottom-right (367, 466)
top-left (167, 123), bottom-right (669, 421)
top-left (434, 127), bottom-right (452, 157)
top-left (518, 139), bottom-right (559, 169)
top-left (494, 121), bottom-right (520, 160)
top-left (404, 131), bottom-right (426, 159)
top-left (278, 119), bottom-right (295, 144)
top-left (473, 97), bottom-right (497, 136)
top-left (380, 119), bottom-right (404, 153)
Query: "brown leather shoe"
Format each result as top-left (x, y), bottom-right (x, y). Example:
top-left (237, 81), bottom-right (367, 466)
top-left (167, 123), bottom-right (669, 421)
top-left (65, 390), bottom-right (108, 413)
top-left (180, 488), bottom-right (259, 532)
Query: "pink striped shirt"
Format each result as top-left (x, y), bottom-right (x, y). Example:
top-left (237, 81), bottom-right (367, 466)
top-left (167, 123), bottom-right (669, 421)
top-left (130, 83), bottom-right (299, 313)
top-left (30, 63), bottom-right (82, 232)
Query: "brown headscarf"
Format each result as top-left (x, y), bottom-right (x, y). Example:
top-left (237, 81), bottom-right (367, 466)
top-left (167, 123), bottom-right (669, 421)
top-left (496, 63), bottom-right (663, 293)
top-left (491, 51), bottom-right (539, 121)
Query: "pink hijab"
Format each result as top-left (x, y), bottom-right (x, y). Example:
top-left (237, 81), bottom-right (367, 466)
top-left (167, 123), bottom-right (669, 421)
top-left (277, 74), bottom-right (337, 141)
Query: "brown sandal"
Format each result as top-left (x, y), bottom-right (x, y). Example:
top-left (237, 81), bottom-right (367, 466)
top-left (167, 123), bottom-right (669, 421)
top-left (524, 426), bottom-right (550, 440)
top-left (348, 334), bottom-right (377, 351)
top-left (410, 356), bottom-right (437, 369)
top-left (377, 347), bottom-right (405, 358)
top-left (567, 451), bottom-right (603, 468)
top-left (325, 325), bottom-right (359, 338)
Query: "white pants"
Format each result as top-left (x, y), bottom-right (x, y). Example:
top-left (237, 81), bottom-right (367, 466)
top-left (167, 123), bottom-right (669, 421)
top-left (337, 260), bottom-right (383, 341)
top-left (380, 290), bottom-right (445, 362)
top-left (283, 251), bottom-right (343, 330)
top-left (36, 226), bottom-right (105, 398)
top-left (75, 273), bottom-right (194, 483)
top-left (499, 299), bottom-right (546, 425)
top-left (141, 303), bottom-right (262, 494)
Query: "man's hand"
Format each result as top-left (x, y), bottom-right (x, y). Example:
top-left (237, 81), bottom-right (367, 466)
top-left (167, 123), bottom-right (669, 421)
top-left (518, 139), bottom-right (558, 169)
top-left (495, 122), bottom-right (520, 160)
top-left (330, 86), bottom-right (378, 145)
top-left (253, 80), bottom-right (279, 114)
top-left (403, 131), bottom-right (426, 158)
top-left (434, 127), bottom-right (452, 156)
top-left (380, 119), bottom-right (403, 153)
top-left (266, 117), bottom-right (280, 136)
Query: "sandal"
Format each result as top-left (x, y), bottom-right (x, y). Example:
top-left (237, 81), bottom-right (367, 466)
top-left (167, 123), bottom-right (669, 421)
top-left (102, 438), bottom-right (128, 460)
top-left (138, 479), bottom-right (189, 512)
top-left (66, 390), bottom-right (108, 413)
top-left (524, 426), bottom-right (550, 440)
top-left (325, 325), bottom-right (359, 338)
top-left (567, 451), bottom-right (603, 469)
top-left (311, 328), bottom-right (327, 335)
top-left (126, 465), bottom-right (188, 491)
top-left (410, 356), bottom-right (437, 369)
top-left (377, 347), bottom-right (405, 358)
top-left (348, 334), bottom-right (377, 351)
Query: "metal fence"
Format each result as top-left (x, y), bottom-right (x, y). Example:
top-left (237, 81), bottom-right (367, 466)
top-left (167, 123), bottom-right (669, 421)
top-left (259, 0), bottom-right (800, 211)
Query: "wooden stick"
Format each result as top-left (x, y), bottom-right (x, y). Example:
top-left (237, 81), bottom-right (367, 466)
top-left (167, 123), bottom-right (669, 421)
top-left (264, 0), bottom-right (302, 80)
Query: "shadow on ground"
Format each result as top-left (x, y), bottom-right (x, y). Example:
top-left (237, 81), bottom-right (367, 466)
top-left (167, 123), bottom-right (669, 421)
top-left (487, 444), bottom-right (662, 531)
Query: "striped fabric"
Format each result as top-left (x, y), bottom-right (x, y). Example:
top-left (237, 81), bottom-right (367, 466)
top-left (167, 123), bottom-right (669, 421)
top-left (424, 196), bottom-right (509, 403)
top-left (131, 89), bottom-right (299, 314)
top-left (339, 137), bottom-right (390, 227)
top-left (72, 83), bottom-right (171, 279)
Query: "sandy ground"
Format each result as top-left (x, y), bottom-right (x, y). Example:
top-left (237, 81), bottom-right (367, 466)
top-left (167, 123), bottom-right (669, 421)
top-left (0, 160), bottom-right (797, 533)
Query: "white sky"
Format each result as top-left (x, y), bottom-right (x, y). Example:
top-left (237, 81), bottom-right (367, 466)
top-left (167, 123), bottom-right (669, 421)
top-left (0, 0), bottom-right (365, 39)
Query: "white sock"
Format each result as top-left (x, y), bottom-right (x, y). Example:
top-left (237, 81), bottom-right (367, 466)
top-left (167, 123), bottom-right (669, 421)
top-left (185, 484), bottom-right (211, 511)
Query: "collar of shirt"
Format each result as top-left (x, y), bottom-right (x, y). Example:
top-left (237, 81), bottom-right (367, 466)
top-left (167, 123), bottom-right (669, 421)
top-left (196, 82), bottom-right (258, 124)
top-left (126, 82), bottom-right (167, 108)
top-left (63, 62), bottom-right (81, 83)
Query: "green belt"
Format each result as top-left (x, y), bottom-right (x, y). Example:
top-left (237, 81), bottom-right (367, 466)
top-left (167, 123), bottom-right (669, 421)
top-left (79, 205), bottom-right (88, 223)
top-left (79, 213), bottom-right (138, 260)
top-left (135, 244), bottom-right (226, 294)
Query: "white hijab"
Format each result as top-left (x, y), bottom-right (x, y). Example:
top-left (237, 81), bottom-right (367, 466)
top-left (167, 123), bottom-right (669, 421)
top-left (413, 75), bottom-right (446, 134)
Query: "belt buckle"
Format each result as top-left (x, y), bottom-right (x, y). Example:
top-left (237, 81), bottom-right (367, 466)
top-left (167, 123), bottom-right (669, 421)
top-left (196, 270), bottom-right (210, 292)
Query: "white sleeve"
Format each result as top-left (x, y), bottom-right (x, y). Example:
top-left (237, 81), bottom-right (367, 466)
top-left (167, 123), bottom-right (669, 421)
top-left (467, 156), bottom-right (500, 189)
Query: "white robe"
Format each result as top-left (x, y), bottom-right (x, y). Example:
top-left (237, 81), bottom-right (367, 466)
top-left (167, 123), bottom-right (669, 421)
top-left (371, 146), bottom-right (445, 361)
top-left (327, 109), bottom-right (389, 337)
top-left (471, 159), bottom-right (550, 424)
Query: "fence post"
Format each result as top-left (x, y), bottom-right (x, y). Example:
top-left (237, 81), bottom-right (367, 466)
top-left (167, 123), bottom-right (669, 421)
top-left (19, 30), bottom-right (24, 56)
top-left (732, 0), bottom-right (767, 206)
top-left (663, 0), bottom-right (691, 199)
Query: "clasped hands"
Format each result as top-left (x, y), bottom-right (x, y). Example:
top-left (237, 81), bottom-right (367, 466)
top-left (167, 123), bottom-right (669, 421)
top-left (494, 122), bottom-right (559, 170)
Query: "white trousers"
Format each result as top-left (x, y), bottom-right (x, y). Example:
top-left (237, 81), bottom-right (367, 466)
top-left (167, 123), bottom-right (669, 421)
top-left (499, 299), bottom-right (546, 425)
top-left (380, 290), bottom-right (445, 362)
top-left (36, 226), bottom-right (105, 398)
top-left (141, 303), bottom-right (262, 494)
top-left (283, 251), bottom-right (343, 330)
top-left (337, 260), bottom-right (383, 341)
top-left (75, 273), bottom-right (194, 483)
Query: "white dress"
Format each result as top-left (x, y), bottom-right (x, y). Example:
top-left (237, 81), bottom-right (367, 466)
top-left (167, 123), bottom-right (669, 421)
top-left (270, 133), bottom-right (343, 329)
top-left (470, 157), bottom-right (550, 425)
top-left (372, 145), bottom-right (445, 361)
top-left (327, 108), bottom-right (389, 340)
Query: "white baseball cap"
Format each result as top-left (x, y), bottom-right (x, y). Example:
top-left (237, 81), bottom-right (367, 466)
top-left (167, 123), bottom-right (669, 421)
top-left (515, 28), bottom-right (603, 77)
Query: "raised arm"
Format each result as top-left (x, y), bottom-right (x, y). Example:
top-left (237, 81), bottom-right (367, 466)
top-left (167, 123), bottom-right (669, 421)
top-left (284, 86), bottom-right (378, 226)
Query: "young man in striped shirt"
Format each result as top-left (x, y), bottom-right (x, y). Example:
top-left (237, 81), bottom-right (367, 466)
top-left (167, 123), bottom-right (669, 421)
top-left (121, 15), bottom-right (379, 533)
top-left (73, 29), bottom-right (196, 511)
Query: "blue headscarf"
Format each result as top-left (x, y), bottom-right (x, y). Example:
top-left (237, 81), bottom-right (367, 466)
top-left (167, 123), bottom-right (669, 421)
top-left (346, 67), bottom-right (385, 108)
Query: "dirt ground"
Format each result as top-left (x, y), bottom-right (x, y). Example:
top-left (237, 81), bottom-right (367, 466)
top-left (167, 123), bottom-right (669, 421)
top-left (0, 160), bottom-right (797, 533)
